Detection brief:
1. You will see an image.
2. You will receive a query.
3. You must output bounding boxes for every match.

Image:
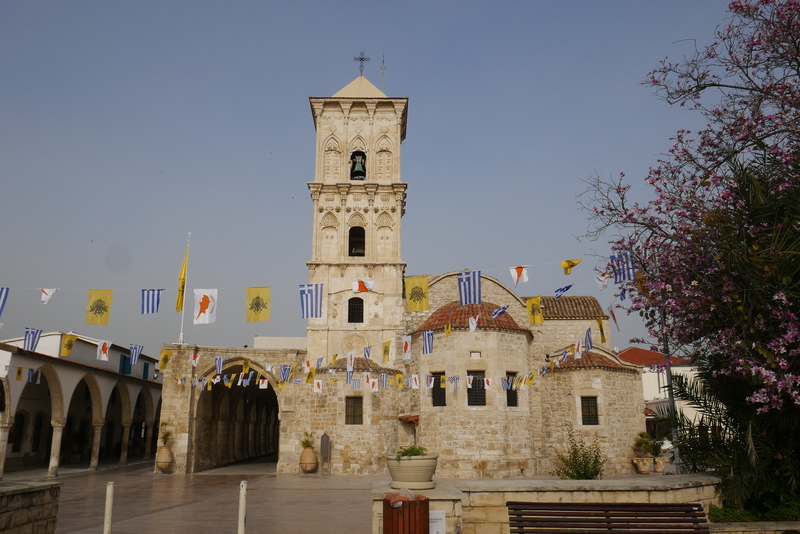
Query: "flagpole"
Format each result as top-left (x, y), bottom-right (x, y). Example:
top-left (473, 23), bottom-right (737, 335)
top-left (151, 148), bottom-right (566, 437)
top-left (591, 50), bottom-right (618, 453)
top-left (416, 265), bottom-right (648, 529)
top-left (177, 232), bottom-right (191, 344)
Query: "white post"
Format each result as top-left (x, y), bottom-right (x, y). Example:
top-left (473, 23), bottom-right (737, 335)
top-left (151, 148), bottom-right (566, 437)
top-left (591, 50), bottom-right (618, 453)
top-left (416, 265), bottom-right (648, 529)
top-left (103, 481), bottom-right (114, 534)
top-left (237, 480), bottom-right (247, 534)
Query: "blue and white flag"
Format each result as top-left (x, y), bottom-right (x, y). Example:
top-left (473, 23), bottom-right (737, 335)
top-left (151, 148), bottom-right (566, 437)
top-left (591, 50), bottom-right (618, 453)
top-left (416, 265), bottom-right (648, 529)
top-left (457, 271), bottom-right (482, 305)
top-left (448, 375), bottom-right (460, 389)
top-left (28, 368), bottom-right (35, 383)
top-left (345, 370), bottom-right (354, 385)
top-left (316, 357), bottom-right (323, 370)
top-left (279, 365), bottom-right (292, 382)
top-left (379, 373), bottom-right (388, 388)
top-left (0, 288), bottom-right (9, 317)
top-left (243, 371), bottom-right (254, 387)
top-left (129, 344), bottom-right (144, 366)
top-left (619, 289), bottom-right (627, 301)
top-left (363, 346), bottom-right (371, 360)
top-left (491, 305), bottom-right (509, 320)
top-left (351, 379), bottom-right (360, 390)
top-left (299, 284), bottom-right (323, 319)
top-left (611, 252), bottom-right (636, 283)
top-left (554, 285), bottom-right (572, 301)
top-left (141, 289), bottom-right (164, 314)
top-left (501, 376), bottom-right (511, 391)
top-left (215, 356), bottom-right (226, 375)
top-left (23, 327), bottom-right (42, 352)
top-left (561, 350), bottom-right (569, 363)
top-left (422, 329), bottom-right (434, 355)
top-left (585, 328), bottom-right (593, 351)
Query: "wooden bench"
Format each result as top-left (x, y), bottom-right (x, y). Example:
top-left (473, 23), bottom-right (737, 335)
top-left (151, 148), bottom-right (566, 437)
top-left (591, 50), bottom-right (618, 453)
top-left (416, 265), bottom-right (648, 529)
top-left (506, 502), bottom-right (710, 534)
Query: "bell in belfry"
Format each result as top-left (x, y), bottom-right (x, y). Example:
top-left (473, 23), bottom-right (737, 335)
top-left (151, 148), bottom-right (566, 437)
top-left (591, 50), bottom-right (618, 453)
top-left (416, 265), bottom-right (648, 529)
top-left (350, 151), bottom-right (366, 180)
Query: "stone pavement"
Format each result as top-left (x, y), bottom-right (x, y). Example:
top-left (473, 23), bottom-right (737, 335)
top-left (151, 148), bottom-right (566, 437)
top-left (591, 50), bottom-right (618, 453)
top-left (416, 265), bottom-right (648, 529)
top-left (2, 457), bottom-right (387, 533)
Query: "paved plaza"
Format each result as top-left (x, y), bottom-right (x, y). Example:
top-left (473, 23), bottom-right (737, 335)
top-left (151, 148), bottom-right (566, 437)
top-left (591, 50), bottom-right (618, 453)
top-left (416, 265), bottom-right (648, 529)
top-left (2, 457), bottom-right (384, 533)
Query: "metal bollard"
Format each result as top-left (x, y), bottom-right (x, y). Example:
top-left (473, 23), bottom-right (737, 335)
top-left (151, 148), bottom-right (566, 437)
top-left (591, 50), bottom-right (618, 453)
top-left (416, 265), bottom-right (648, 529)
top-left (238, 480), bottom-right (247, 534)
top-left (103, 481), bottom-right (114, 534)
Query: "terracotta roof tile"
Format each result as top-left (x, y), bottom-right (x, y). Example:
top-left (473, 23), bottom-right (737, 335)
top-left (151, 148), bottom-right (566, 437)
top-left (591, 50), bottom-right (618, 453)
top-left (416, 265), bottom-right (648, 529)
top-left (617, 346), bottom-right (691, 366)
top-left (555, 350), bottom-right (637, 373)
top-left (524, 296), bottom-right (605, 320)
top-left (414, 301), bottom-right (528, 334)
top-left (323, 357), bottom-right (399, 374)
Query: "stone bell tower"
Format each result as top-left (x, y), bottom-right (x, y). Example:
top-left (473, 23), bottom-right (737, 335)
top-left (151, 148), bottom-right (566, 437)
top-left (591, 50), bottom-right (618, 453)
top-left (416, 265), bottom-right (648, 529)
top-left (306, 75), bottom-right (408, 362)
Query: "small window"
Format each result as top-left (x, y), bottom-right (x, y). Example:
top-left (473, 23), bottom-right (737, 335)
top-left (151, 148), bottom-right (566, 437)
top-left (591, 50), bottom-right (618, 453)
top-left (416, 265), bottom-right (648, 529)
top-left (581, 397), bottom-right (599, 425)
top-left (345, 397), bottom-right (363, 425)
top-left (143, 362), bottom-right (150, 381)
top-left (467, 371), bottom-right (486, 406)
top-left (119, 354), bottom-right (131, 375)
top-left (431, 372), bottom-right (446, 407)
top-left (349, 227), bottom-right (365, 256)
top-left (348, 297), bottom-right (364, 323)
top-left (506, 373), bottom-right (518, 407)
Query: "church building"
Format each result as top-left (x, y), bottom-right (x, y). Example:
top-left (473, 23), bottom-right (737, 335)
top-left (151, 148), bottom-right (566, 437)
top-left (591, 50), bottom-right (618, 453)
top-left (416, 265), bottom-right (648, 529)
top-left (157, 74), bottom-right (645, 477)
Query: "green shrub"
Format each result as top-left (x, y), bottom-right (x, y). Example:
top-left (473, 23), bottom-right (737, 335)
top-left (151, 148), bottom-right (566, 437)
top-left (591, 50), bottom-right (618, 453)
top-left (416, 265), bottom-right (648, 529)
top-left (708, 504), bottom-right (756, 522)
top-left (708, 500), bottom-right (800, 522)
top-left (551, 428), bottom-right (606, 480)
top-left (396, 445), bottom-right (427, 460)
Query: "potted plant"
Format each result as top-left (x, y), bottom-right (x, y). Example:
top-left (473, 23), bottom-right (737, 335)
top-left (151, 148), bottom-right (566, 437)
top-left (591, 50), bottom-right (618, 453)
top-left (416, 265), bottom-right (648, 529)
top-left (385, 445), bottom-right (438, 490)
top-left (155, 423), bottom-right (173, 473)
top-left (651, 439), bottom-right (669, 473)
top-left (631, 432), bottom-right (655, 474)
top-left (299, 431), bottom-right (318, 473)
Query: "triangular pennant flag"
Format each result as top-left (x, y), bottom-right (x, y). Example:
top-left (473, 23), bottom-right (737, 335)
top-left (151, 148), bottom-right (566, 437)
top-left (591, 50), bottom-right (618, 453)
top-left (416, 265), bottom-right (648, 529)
top-left (510, 266), bottom-right (529, 286)
top-left (595, 273), bottom-right (610, 290)
top-left (352, 280), bottom-right (375, 293)
top-left (41, 288), bottom-right (58, 304)
top-left (559, 259), bottom-right (583, 275)
top-left (554, 285), bottom-right (572, 300)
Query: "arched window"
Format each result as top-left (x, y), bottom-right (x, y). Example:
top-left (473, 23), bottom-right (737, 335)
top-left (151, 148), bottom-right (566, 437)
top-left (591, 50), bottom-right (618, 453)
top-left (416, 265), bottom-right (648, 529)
top-left (350, 151), bottom-right (366, 180)
top-left (348, 297), bottom-right (364, 323)
top-left (349, 227), bottom-right (365, 257)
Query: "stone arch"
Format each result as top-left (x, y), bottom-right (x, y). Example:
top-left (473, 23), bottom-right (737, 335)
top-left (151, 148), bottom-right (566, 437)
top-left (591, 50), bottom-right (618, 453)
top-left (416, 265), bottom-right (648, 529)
top-left (36, 365), bottom-right (64, 425)
top-left (113, 381), bottom-right (133, 427)
top-left (375, 135), bottom-right (394, 153)
top-left (0, 377), bottom-right (10, 425)
top-left (77, 374), bottom-right (104, 425)
top-left (323, 136), bottom-right (342, 182)
top-left (375, 137), bottom-right (394, 183)
top-left (349, 212), bottom-right (366, 227)
top-left (349, 136), bottom-right (367, 153)
top-left (376, 211), bottom-right (393, 228)
top-left (320, 211), bottom-right (338, 228)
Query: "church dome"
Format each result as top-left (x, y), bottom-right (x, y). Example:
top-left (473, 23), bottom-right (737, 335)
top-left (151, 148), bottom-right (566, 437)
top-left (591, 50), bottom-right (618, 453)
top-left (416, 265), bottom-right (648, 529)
top-left (413, 301), bottom-right (528, 334)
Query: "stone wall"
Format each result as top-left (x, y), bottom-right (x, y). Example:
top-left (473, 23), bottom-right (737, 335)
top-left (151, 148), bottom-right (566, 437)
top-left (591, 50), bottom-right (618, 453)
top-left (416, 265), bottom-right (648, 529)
top-left (0, 481), bottom-right (61, 534)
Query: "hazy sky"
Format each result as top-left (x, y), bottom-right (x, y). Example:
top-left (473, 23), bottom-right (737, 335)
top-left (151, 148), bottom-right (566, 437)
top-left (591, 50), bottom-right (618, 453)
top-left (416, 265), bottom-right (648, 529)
top-left (1, 1), bottom-right (731, 356)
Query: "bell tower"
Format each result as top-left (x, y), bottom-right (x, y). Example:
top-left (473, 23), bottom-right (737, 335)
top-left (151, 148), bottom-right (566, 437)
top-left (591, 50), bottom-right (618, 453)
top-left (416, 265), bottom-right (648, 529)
top-left (306, 75), bottom-right (408, 362)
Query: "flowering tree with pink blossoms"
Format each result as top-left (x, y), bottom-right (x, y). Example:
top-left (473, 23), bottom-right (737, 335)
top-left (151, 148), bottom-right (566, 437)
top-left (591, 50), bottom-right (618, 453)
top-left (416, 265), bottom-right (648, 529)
top-left (582, 0), bottom-right (799, 506)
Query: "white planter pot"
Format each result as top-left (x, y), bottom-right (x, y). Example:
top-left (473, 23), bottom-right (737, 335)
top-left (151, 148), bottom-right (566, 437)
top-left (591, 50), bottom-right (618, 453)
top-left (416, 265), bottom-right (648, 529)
top-left (385, 454), bottom-right (438, 490)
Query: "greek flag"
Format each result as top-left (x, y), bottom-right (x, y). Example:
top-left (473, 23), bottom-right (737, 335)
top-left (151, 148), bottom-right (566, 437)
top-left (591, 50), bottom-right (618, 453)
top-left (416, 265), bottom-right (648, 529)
top-left (299, 284), bottom-right (323, 319)
top-left (422, 329), bottom-right (434, 355)
top-left (28, 368), bottom-right (35, 383)
top-left (554, 285), bottom-right (572, 301)
top-left (351, 379), bottom-right (360, 390)
top-left (585, 328), bottom-right (593, 351)
top-left (457, 271), bottom-right (482, 305)
top-left (345, 370), bottom-right (353, 384)
top-left (316, 357), bottom-right (323, 369)
top-left (562, 350), bottom-right (569, 363)
top-left (191, 377), bottom-right (198, 387)
top-left (448, 375), bottom-right (459, 389)
top-left (0, 288), bottom-right (9, 317)
top-left (491, 305), bottom-right (509, 320)
top-left (380, 373), bottom-right (388, 388)
top-left (279, 365), bottom-right (292, 382)
top-left (611, 252), bottom-right (636, 283)
top-left (215, 356), bottom-right (226, 375)
top-left (501, 377), bottom-right (511, 391)
top-left (363, 346), bottom-right (371, 360)
top-left (129, 344), bottom-right (144, 366)
top-left (141, 289), bottom-right (164, 314)
top-left (243, 371), bottom-right (254, 387)
top-left (23, 328), bottom-right (42, 352)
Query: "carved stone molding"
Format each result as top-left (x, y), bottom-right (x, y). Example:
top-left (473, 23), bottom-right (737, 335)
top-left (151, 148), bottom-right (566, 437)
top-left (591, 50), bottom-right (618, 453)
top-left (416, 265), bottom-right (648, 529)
top-left (342, 333), bottom-right (367, 356)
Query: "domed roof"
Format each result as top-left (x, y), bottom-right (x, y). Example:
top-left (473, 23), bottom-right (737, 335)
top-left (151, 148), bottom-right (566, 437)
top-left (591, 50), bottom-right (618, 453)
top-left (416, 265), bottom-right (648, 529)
top-left (414, 301), bottom-right (528, 335)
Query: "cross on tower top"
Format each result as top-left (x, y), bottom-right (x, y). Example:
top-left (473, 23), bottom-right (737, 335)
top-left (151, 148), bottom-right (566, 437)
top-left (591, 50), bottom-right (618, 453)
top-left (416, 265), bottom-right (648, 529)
top-left (353, 52), bottom-right (370, 75)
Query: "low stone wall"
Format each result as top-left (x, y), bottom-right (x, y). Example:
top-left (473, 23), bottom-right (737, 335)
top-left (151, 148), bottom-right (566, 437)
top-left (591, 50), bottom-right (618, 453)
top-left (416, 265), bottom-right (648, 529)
top-left (0, 480), bottom-right (62, 534)
top-left (710, 522), bottom-right (800, 534)
top-left (373, 473), bottom-right (723, 534)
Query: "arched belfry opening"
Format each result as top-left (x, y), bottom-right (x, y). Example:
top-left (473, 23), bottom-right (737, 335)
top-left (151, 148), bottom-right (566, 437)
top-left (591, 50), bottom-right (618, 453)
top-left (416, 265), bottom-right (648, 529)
top-left (349, 150), bottom-right (366, 180)
top-left (348, 227), bottom-right (365, 257)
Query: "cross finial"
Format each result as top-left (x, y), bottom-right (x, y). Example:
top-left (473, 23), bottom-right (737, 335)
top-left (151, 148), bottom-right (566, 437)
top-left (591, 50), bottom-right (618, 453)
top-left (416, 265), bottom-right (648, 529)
top-left (353, 52), bottom-right (370, 75)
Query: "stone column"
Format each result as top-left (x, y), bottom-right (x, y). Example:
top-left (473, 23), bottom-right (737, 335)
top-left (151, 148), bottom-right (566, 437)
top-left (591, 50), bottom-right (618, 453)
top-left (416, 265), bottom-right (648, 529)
top-left (0, 423), bottom-right (11, 480)
top-left (89, 424), bottom-right (103, 469)
top-left (143, 424), bottom-right (154, 461)
top-left (119, 425), bottom-right (130, 466)
top-left (48, 423), bottom-right (65, 477)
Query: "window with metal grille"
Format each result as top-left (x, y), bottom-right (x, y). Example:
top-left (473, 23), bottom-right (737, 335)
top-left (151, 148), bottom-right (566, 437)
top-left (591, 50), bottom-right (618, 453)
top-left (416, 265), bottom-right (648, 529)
top-left (348, 297), bottom-right (364, 323)
top-left (581, 396), bottom-right (599, 425)
top-left (345, 397), bottom-right (363, 425)
top-left (431, 372), bottom-right (446, 407)
top-left (506, 373), bottom-right (518, 407)
top-left (467, 371), bottom-right (486, 406)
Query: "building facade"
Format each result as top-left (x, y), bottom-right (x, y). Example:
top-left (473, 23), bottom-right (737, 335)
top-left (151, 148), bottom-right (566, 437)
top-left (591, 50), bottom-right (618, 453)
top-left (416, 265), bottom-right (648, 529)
top-left (157, 75), bottom-right (646, 477)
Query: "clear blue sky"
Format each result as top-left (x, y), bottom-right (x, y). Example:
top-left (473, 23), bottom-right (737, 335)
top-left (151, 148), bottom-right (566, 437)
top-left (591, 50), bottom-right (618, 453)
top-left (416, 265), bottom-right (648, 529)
top-left (0, 1), bottom-right (730, 355)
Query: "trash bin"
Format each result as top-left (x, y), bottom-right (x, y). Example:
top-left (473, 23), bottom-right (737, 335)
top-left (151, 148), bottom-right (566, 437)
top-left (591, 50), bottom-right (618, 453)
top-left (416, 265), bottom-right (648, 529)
top-left (383, 492), bottom-right (429, 534)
